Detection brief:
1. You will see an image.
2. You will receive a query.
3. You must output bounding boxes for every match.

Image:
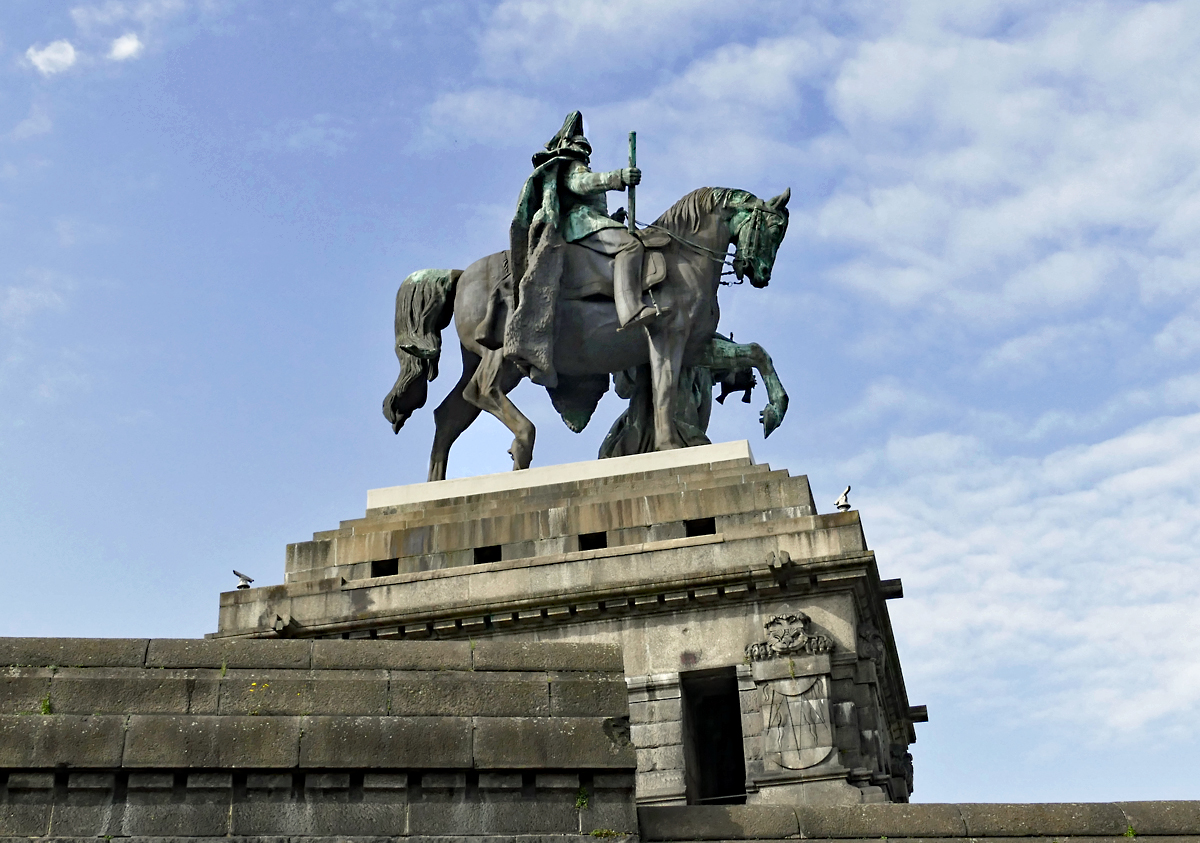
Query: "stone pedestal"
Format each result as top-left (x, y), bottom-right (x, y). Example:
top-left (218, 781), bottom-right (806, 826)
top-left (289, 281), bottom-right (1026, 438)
top-left (214, 441), bottom-right (924, 807)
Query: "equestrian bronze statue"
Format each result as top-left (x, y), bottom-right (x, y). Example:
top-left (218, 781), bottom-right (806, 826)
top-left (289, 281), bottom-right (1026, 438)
top-left (383, 111), bottom-right (791, 481)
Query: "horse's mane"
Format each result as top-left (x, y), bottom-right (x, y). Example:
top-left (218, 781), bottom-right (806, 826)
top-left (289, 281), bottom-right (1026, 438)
top-left (651, 187), bottom-right (757, 235)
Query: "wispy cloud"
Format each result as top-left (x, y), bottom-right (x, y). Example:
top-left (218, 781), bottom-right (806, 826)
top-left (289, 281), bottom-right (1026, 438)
top-left (26, 41), bottom-right (77, 76)
top-left (1, 273), bottom-right (68, 328)
top-left (417, 88), bottom-right (553, 151)
top-left (7, 106), bottom-right (52, 141)
top-left (251, 115), bottom-right (355, 157)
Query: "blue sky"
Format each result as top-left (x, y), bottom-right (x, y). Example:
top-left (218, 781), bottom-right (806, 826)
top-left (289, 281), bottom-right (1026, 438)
top-left (3, 0), bottom-right (1199, 803)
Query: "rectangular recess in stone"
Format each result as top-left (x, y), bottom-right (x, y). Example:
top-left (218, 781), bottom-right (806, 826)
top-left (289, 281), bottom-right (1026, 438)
top-left (579, 531), bottom-right (608, 551)
top-left (371, 558), bottom-right (399, 578)
top-left (684, 517), bottom-right (717, 537)
top-left (473, 544), bottom-right (503, 564)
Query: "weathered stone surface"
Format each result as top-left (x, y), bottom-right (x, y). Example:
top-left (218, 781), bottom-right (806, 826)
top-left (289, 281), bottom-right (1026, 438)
top-left (122, 803), bottom-right (230, 837)
top-left (49, 673), bottom-right (192, 714)
top-left (550, 675), bottom-right (628, 716)
top-left (0, 804), bottom-right (51, 837)
top-left (123, 715), bottom-right (301, 767)
top-left (472, 641), bottom-right (623, 672)
top-left (298, 715), bottom-right (471, 768)
top-left (1119, 801), bottom-right (1200, 835)
top-left (311, 639), bottom-right (471, 670)
top-left (959, 802), bottom-right (1128, 837)
top-left (473, 716), bottom-right (635, 768)
top-left (796, 804), bottom-right (968, 838)
top-left (145, 639), bottom-right (311, 669)
top-left (639, 805), bottom-right (800, 839)
top-left (0, 638), bottom-right (147, 668)
top-left (0, 714), bottom-right (125, 767)
top-left (230, 802), bottom-right (409, 836)
top-left (216, 673), bottom-right (388, 716)
top-left (388, 674), bottom-right (549, 716)
top-left (0, 673), bottom-right (51, 714)
top-left (408, 802), bottom-right (579, 835)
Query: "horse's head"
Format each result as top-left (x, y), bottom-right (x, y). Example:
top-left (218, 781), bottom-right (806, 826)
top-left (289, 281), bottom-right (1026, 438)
top-left (730, 188), bottom-right (790, 288)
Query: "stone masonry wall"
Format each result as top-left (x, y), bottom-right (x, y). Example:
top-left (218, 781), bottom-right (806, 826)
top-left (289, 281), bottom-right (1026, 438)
top-left (0, 637), bottom-right (636, 839)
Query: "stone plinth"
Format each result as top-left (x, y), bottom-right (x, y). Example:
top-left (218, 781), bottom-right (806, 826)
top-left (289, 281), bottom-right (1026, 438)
top-left (214, 441), bottom-right (923, 808)
top-left (0, 637), bottom-right (635, 839)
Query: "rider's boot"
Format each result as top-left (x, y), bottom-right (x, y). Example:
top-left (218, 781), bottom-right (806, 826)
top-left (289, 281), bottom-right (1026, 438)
top-left (614, 234), bottom-right (668, 330)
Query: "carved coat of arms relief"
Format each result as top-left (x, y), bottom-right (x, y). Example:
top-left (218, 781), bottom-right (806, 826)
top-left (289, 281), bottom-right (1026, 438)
top-left (744, 612), bottom-right (836, 772)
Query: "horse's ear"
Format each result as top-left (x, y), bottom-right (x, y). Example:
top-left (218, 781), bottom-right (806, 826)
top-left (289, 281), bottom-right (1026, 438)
top-left (767, 188), bottom-right (791, 211)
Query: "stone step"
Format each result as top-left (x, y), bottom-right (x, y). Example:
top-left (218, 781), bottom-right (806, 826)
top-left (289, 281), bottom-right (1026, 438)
top-left (331, 464), bottom-right (791, 538)
top-left (287, 473), bottom-right (815, 577)
top-left (358, 457), bottom-right (771, 524)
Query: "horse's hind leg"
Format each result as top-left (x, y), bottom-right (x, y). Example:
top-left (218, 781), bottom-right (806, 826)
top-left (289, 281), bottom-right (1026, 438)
top-left (428, 346), bottom-right (483, 482)
top-left (463, 347), bottom-right (536, 470)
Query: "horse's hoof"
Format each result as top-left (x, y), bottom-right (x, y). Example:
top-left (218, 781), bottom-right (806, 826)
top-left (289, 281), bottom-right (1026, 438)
top-left (508, 442), bottom-right (533, 471)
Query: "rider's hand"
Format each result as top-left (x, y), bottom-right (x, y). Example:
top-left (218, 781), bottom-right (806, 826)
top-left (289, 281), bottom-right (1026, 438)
top-left (621, 167), bottom-right (642, 186)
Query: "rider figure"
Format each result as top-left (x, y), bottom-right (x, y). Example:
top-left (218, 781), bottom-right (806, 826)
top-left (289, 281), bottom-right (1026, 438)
top-left (534, 112), bottom-right (664, 330)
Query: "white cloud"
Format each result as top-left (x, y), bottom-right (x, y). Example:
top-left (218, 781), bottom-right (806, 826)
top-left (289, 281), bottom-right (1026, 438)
top-left (26, 41), bottom-right (77, 76)
top-left (857, 410), bottom-right (1200, 740)
top-left (108, 32), bottom-right (143, 60)
top-left (70, 0), bottom-right (185, 31)
top-left (7, 106), bottom-right (52, 141)
top-left (251, 115), bottom-right (355, 157)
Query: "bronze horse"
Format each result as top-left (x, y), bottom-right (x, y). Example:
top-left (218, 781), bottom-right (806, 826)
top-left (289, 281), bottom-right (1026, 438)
top-left (384, 186), bottom-right (791, 481)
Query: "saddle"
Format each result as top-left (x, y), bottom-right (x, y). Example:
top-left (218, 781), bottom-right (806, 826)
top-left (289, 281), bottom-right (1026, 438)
top-left (559, 227), bottom-right (672, 301)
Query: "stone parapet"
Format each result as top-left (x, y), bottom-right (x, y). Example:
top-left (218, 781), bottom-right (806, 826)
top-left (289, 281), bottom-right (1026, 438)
top-left (0, 638), bottom-right (635, 839)
top-left (638, 803), bottom-right (1200, 839)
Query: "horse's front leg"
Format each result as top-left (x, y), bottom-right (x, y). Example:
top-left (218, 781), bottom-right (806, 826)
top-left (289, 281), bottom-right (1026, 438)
top-left (700, 337), bottom-right (789, 437)
top-left (645, 325), bottom-right (688, 450)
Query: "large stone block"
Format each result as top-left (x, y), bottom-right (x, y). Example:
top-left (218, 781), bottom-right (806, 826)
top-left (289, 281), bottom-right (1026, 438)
top-left (298, 715), bottom-right (471, 768)
top-left (473, 716), bottom-right (635, 769)
top-left (958, 802), bottom-right (1128, 837)
top-left (217, 673), bottom-right (388, 716)
top-left (795, 804), bottom-right (968, 837)
top-left (0, 804), bottom-right (51, 836)
top-left (145, 638), bottom-right (311, 669)
top-left (0, 638), bottom-right (147, 668)
top-left (639, 805), bottom-right (800, 840)
top-left (0, 715), bottom-right (125, 767)
top-left (1118, 801), bottom-right (1200, 835)
top-left (550, 675), bottom-right (629, 716)
top-left (472, 641), bottom-right (623, 672)
top-left (311, 639), bottom-right (471, 670)
top-left (123, 714), bottom-right (301, 767)
top-left (229, 802), bottom-right (409, 836)
top-left (0, 673), bottom-right (51, 714)
top-left (388, 673), bottom-right (549, 717)
top-left (49, 673), bottom-right (192, 715)
top-left (408, 802), bottom-right (579, 835)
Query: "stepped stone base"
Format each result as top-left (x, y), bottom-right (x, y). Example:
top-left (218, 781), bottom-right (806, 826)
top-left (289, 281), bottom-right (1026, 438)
top-left (216, 442), bottom-right (923, 808)
top-left (0, 637), bottom-right (635, 840)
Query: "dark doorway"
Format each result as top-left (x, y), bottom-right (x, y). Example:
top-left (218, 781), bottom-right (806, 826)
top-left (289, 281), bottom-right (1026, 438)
top-left (680, 668), bottom-right (747, 805)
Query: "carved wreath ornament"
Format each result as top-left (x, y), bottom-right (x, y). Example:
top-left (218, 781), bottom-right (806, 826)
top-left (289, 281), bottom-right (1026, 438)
top-left (745, 612), bottom-right (833, 662)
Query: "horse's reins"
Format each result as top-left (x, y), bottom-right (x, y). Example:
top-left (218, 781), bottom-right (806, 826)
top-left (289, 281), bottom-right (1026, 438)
top-left (635, 205), bottom-right (781, 285)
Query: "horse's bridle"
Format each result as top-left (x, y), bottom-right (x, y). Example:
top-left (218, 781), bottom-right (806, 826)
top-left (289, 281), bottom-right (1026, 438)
top-left (635, 201), bottom-right (786, 284)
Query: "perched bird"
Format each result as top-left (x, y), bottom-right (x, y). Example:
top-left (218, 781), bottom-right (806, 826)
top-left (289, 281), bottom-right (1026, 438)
top-left (834, 486), bottom-right (851, 512)
top-left (233, 570), bottom-right (255, 590)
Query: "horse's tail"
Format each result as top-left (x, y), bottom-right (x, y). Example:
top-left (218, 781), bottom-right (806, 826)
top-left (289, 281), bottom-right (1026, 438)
top-left (383, 268), bottom-right (462, 433)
